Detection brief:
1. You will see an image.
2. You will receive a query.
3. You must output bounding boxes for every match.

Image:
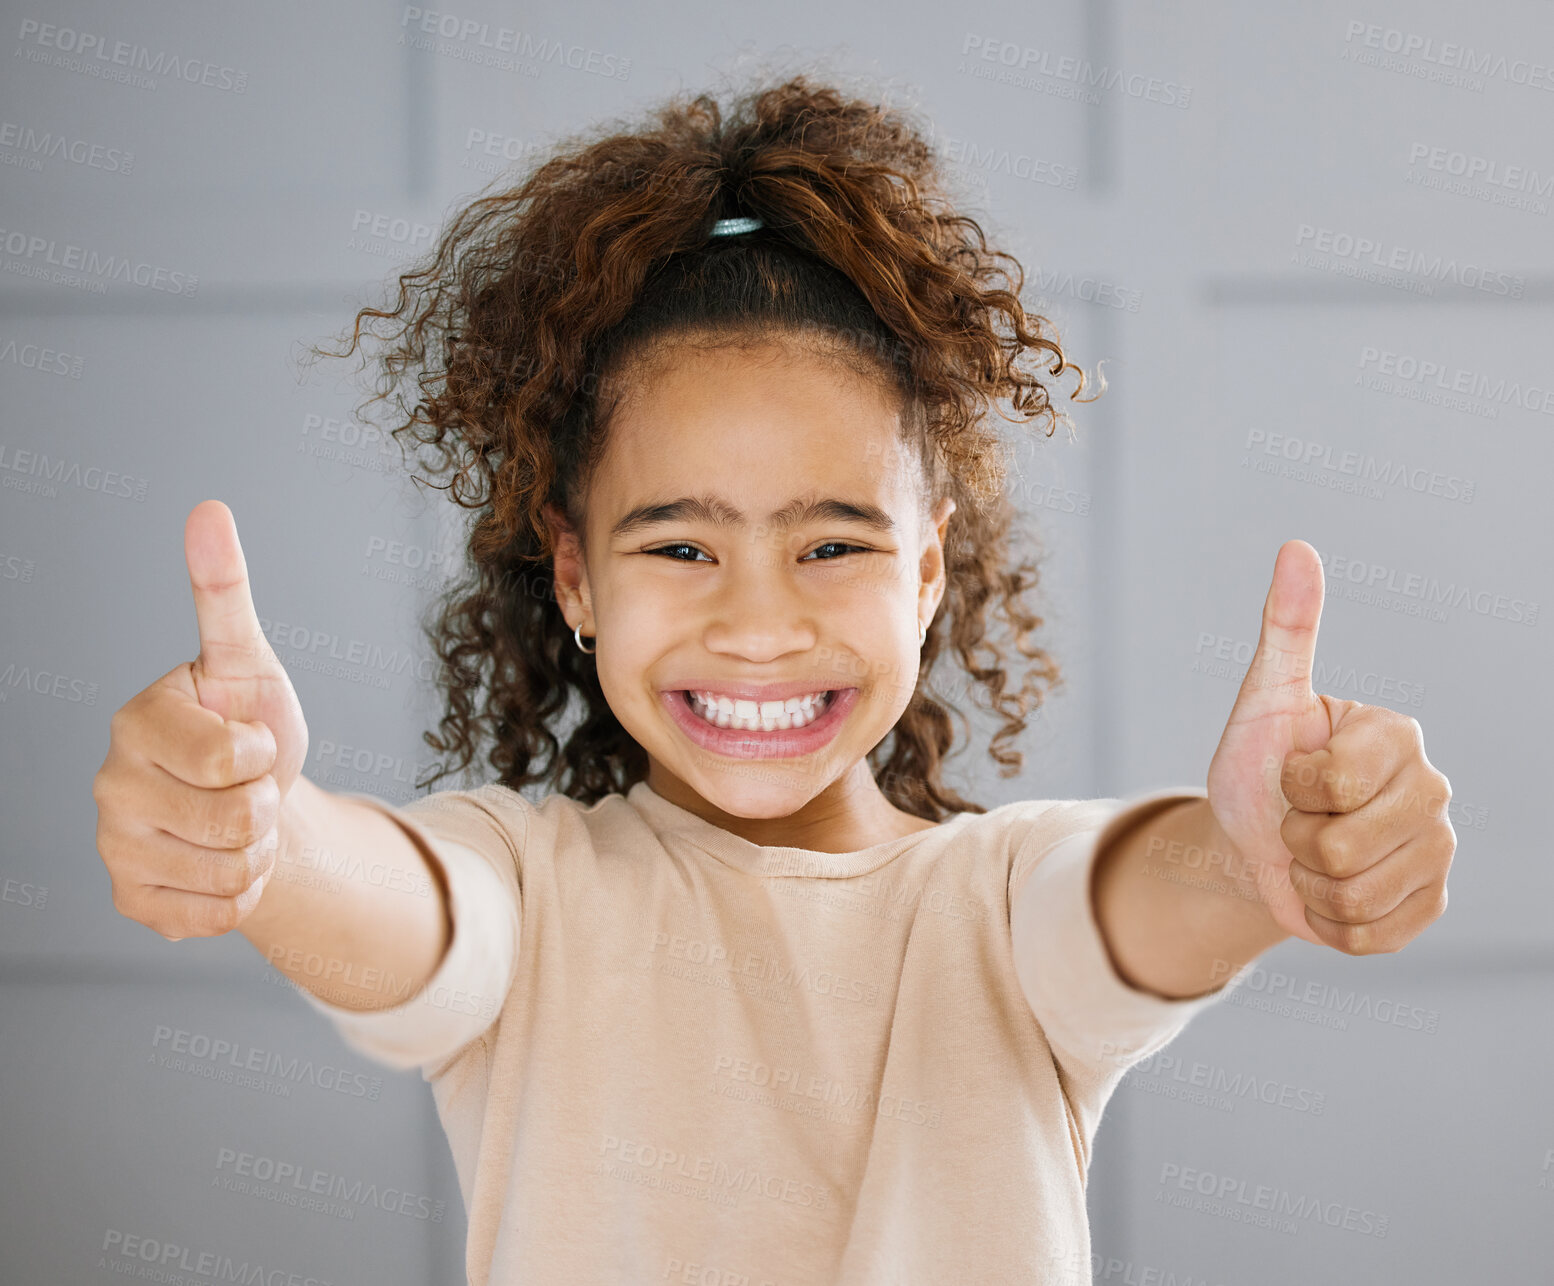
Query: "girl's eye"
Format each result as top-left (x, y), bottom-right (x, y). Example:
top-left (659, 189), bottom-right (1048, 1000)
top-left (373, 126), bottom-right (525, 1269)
top-left (800, 541), bottom-right (868, 561)
top-left (646, 543), bottom-right (712, 562)
top-left (645, 541), bottom-right (869, 563)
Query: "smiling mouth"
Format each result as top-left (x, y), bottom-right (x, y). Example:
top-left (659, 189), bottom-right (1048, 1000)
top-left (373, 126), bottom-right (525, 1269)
top-left (680, 689), bottom-right (837, 732)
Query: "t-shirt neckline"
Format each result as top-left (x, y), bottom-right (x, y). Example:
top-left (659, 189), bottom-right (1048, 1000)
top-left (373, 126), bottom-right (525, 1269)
top-left (624, 780), bottom-right (973, 880)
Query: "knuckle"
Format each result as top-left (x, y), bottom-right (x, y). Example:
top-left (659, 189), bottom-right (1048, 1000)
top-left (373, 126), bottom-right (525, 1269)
top-left (195, 805), bottom-right (230, 849)
top-left (1438, 825), bottom-right (1457, 864)
top-left (1321, 874), bottom-right (1368, 923)
top-left (206, 851), bottom-right (254, 898)
top-left (1326, 770), bottom-right (1355, 811)
top-left (93, 762), bottom-right (128, 814)
top-left (196, 800), bottom-right (234, 849)
top-left (233, 846), bottom-right (270, 894)
top-left (204, 898), bottom-right (245, 936)
top-left (109, 883), bottom-right (135, 921)
top-left (248, 777), bottom-right (280, 832)
top-left (211, 778), bottom-right (277, 848)
top-left (1314, 828), bottom-right (1354, 876)
top-left (203, 734), bottom-right (239, 786)
top-left (1330, 919), bottom-right (1374, 955)
top-left (1431, 771), bottom-right (1453, 812)
top-left (229, 794), bottom-right (264, 846)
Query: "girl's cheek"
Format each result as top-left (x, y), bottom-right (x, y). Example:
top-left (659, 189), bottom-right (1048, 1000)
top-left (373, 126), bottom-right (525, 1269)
top-left (606, 585), bottom-right (676, 630)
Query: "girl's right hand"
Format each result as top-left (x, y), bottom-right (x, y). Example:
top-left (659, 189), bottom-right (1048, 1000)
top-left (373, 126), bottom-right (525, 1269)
top-left (92, 500), bottom-right (311, 942)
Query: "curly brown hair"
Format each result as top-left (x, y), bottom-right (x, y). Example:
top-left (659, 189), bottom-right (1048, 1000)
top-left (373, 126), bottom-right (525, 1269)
top-left (311, 73), bottom-right (1103, 822)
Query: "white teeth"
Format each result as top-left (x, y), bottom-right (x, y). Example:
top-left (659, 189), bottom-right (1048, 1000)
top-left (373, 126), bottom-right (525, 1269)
top-left (687, 690), bottom-right (833, 732)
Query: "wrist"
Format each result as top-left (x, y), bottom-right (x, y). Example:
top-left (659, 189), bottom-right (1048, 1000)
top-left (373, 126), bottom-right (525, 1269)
top-left (243, 774), bottom-right (320, 937)
top-left (1090, 794), bottom-right (1285, 1000)
top-left (1189, 798), bottom-right (1291, 952)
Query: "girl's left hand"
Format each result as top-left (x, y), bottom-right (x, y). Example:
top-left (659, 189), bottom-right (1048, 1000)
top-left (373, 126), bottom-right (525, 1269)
top-left (1205, 540), bottom-right (1456, 951)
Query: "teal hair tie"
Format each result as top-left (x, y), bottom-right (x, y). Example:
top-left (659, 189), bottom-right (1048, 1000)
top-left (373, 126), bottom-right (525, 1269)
top-left (710, 216), bottom-right (763, 237)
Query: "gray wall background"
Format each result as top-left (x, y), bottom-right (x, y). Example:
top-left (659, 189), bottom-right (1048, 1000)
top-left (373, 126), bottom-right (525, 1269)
top-left (2, 0), bottom-right (1550, 1281)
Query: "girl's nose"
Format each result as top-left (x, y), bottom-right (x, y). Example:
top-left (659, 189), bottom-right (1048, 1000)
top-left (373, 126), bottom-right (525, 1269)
top-left (700, 565), bottom-right (819, 662)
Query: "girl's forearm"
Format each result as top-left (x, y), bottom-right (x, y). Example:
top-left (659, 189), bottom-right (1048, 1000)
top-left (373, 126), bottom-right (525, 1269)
top-left (1091, 798), bottom-right (1289, 1000)
top-left (238, 774), bottom-right (453, 1012)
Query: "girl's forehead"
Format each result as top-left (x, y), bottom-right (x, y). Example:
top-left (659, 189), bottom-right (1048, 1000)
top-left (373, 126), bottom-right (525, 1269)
top-left (600, 349), bottom-right (913, 480)
top-left (594, 410), bottom-right (921, 517)
top-left (582, 338), bottom-right (927, 531)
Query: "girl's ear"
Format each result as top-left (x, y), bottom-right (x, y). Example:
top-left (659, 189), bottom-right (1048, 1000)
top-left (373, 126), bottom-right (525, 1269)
top-left (543, 503), bottom-right (591, 624)
top-left (918, 495), bottom-right (957, 619)
top-left (920, 496), bottom-right (957, 573)
top-left (930, 495), bottom-right (957, 545)
top-left (541, 501), bottom-right (573, 547)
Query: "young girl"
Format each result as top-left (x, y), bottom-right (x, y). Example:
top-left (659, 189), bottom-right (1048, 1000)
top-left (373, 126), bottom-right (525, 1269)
top-left (96, 74), bottom-right (1454, 1286)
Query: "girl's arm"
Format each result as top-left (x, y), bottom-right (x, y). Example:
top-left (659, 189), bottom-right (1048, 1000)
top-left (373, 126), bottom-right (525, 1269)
top-left (1091, 798), bottom-right (1286, 1000)
top-left (237, 773), bottom-right (454, 1012)
top-left (1091, 541), bottom-right (1454, 1000)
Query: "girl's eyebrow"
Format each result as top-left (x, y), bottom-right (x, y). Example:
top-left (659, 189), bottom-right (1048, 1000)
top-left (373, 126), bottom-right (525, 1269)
top-left (610, 493), bottom-right (897, 540)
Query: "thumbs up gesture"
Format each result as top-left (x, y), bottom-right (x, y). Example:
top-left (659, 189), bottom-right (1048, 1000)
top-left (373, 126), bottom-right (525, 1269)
top-left (182, 500), bottom-right (309, 797)
top-left (92, 501), bottom-right (310, 941)
top-left (1205, 541), bottom-right (1455, 952)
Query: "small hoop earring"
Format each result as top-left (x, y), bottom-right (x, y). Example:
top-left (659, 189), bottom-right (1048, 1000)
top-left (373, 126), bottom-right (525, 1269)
top-left (573, 622), bottom-right (596, 654)
top-left (918, 620), bottom-right (928, 647)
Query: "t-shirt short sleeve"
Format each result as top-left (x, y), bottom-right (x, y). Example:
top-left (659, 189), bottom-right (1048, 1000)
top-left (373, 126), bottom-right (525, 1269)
top-left (1009, 788), bottom-right (1258, 1087)
top-left (289, 785), bottom-right (528, 1074)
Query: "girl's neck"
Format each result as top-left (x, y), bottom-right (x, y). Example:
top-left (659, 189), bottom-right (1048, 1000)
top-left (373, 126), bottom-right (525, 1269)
top-left (644, 759), bottom-right (938, 853)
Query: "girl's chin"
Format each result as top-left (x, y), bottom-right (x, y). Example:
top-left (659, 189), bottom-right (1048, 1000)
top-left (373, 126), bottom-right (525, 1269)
top-left (686, 778), bottom-right (822, 819)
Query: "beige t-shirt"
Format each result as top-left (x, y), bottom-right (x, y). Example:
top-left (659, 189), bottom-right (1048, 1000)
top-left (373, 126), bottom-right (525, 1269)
top-left (295, 780), bottom-right (1251, 1285)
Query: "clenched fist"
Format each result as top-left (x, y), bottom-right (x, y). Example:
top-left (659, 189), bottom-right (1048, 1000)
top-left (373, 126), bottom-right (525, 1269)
top-left (92, 500), bottom-right (310, 941)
